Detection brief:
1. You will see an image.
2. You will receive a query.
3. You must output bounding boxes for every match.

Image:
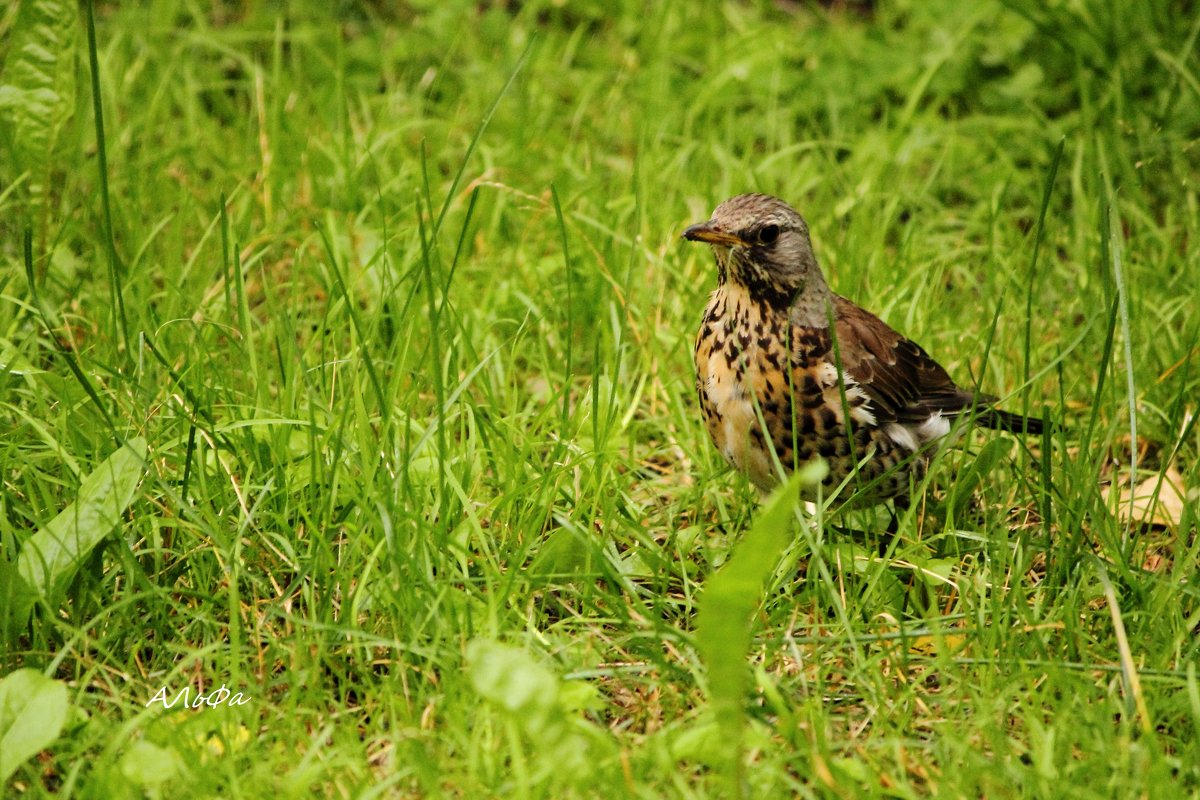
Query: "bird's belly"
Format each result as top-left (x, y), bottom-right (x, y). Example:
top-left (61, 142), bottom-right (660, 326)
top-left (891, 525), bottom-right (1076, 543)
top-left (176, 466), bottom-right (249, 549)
top-left (696, 357), bottom-right (778, 489)
top-left (696, 352), bottom-right (777, 484)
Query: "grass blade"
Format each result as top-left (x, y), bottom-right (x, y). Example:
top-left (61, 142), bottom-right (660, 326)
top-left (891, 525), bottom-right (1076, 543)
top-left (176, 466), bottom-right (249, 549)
top-left (83, 0), bottom-right (128, 355)
top-left (696, 462), bottom-right (825, 798)
top-left (1105, 196), bottom-right (1138, 549)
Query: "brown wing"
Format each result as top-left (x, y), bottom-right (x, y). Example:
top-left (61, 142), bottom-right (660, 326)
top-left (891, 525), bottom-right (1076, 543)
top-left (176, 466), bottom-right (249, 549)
top-left (829, 295), bottom-right (990, 424)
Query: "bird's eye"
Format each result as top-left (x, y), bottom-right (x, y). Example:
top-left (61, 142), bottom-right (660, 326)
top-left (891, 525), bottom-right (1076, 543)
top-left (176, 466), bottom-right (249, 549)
top-left (758, 224), bottom-right (780, 245)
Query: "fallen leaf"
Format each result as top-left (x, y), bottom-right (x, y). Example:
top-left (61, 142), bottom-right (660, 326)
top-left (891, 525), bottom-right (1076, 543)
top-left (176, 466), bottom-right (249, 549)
top-left (1102, 467), bottom-right (1190, 530)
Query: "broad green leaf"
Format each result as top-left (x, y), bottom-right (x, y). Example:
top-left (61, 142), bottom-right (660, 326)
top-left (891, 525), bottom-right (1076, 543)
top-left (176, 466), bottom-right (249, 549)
top-left (14, 437), bottom-right (147, 625)
top-left (119, 740), bottom-right (182, 786)
top-left (0, 668), bottom-right (69, 783)
top-left (0, 0), bottom-right (78, 194)
top-left (466, 639), bottom-right (615, 786)
top-left (695, 461), bottom-right (825, 798)
top-left (467, 639), bottom-right (559, 736)
top-left (526, 524), bottom-right (597, 583)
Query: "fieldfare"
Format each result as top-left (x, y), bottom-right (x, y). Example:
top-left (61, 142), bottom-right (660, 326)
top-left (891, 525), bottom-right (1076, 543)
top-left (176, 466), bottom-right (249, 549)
top-left (684, 193), bottom-right (1044, 506)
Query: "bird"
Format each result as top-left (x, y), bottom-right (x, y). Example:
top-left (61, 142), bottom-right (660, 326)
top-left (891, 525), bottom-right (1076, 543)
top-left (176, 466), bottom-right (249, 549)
top-left (683, 192), bottom-right (1045, 507)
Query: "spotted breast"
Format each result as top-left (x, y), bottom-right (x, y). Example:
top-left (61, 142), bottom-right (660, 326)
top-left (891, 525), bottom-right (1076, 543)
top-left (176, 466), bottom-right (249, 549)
top-left (694, 285), bottom-right (934, 502)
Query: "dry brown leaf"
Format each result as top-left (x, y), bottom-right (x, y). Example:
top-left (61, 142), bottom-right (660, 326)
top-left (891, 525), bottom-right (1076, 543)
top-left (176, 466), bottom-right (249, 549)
top-left (1102, 467), bottom-right (1191, 530)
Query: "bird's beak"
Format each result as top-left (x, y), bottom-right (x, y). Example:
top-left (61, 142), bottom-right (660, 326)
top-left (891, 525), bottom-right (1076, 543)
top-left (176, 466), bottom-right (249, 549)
top-left (682, 221), bottom-right (745, 247)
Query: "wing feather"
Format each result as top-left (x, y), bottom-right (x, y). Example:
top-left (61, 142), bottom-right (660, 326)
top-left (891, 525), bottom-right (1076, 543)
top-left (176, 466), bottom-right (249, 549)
top-left (827, 295), bottom-right (986, 424)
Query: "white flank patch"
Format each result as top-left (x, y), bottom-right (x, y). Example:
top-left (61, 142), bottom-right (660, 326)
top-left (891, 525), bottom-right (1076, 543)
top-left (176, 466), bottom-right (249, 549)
top-left (846, 386), bottom-right (876, 426)
top-left (817, 361), bottom-right (877, 426)
top-left (886, 412), bottom-right (951, 454)
top-left (916, 411), bottom-right (951, 443)
top-left (816, 361), bottom-right (840, 387)
top-left (884, 423), bottom-right (920, 453)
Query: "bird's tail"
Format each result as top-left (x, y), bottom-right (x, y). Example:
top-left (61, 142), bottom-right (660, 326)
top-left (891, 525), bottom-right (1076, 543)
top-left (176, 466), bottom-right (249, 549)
top-left (977, 407), bottom-right (1047, 436)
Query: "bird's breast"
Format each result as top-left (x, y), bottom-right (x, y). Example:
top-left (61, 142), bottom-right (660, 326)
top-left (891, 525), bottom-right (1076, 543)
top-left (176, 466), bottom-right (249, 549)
top-left (693, 286), bottom-right (792, 488)
top-left (694, 286), bottom-right (903, 493)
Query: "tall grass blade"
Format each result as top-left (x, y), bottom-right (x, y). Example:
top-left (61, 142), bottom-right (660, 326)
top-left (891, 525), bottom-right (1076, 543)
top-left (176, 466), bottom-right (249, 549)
top-left (696, 463), bottom-right (824, 798)
top-left (83, 0), bottom-right (128, 354)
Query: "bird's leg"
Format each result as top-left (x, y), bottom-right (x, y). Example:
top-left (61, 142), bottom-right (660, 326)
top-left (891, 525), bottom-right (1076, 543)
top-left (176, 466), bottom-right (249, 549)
top-left (878, 495), bottom-right (911, 554)
top-left (889, 494), bottom-right (910, 530)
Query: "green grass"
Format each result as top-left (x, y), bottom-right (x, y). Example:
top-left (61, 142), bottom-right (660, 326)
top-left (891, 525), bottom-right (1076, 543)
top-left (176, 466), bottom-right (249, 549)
top-left (2, 0), bottom-right (1199, 796)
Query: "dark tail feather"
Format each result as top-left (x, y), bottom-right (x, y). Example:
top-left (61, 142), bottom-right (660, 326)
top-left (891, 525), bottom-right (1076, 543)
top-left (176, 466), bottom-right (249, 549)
top-left (977, 407), bottom-right (1047, 436)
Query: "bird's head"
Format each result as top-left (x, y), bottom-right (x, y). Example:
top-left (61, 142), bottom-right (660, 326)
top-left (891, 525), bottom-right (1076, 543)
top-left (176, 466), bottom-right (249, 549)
top-left (683, 193), bottom-right (824, 307)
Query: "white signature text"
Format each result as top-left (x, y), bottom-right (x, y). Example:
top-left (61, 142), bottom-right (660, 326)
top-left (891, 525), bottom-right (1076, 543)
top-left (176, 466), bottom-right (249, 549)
top-left (146, 684), bottom-right (252, 710)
